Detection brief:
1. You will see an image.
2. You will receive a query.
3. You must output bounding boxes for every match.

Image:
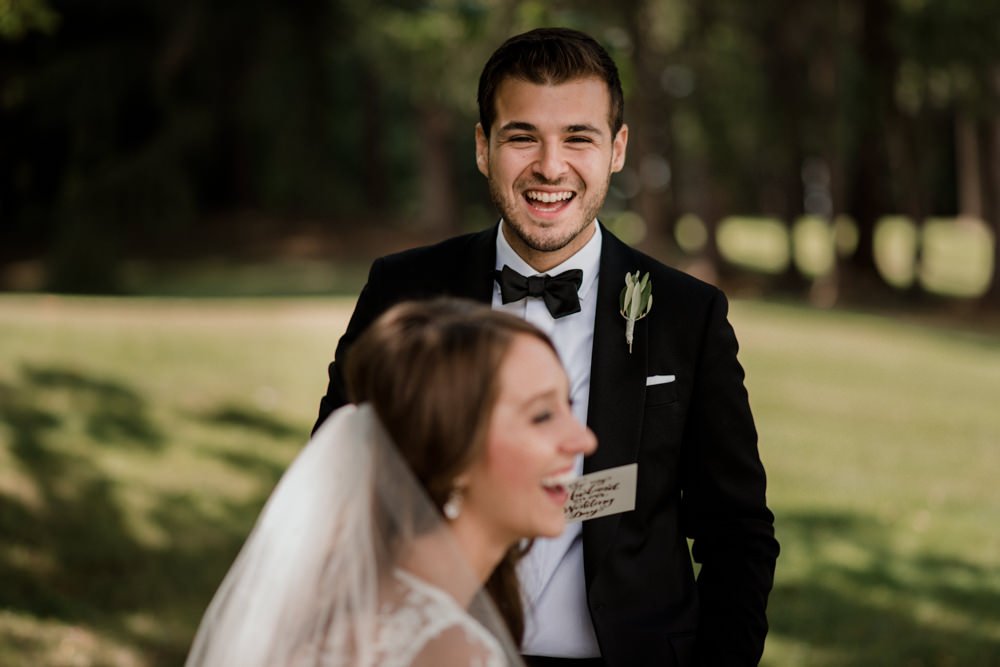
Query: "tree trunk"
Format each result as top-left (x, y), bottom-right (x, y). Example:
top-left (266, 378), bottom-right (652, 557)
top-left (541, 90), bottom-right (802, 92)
top-left (896, 112), bottom-right (932, 301)
top-left (981, 111), bottom-right (1000, 306)
top-left (682, 0), bottom-right (731, 281)
top-left (361, 66), bottom-right (387, 216)
top-left (955, 115), bottom-right (982, 220)
top-left (623, 0), bottom-right (679, 258)
top-left (763, 0), bottom-right (810, 294)
top-left (839, 0), bottom-right (897, 301)
top-left (415, 104), bottom-right (460, 236)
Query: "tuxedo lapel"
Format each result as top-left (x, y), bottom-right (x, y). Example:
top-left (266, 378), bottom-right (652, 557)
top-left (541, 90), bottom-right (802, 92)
top-left (453, 223), bottom-right (499, 304)
top-left (582, 227), bottom-right (649, 581)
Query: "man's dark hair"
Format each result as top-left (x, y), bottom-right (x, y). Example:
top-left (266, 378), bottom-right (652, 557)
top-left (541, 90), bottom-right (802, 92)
top-left (477, 27), bottom-right (625, 139)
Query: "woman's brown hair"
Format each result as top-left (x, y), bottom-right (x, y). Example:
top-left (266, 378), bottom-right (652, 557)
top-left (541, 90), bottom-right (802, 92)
top-left (343, 297), bottom-right (557, 642)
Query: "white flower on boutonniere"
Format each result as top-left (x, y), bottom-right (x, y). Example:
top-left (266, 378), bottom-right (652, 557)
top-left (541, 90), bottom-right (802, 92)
top-left (619, 271), bottom-right (652, 353)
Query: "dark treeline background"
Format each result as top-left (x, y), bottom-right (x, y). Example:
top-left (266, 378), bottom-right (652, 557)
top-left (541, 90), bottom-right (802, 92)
top-left (2, 0), bottom-right (999, 308)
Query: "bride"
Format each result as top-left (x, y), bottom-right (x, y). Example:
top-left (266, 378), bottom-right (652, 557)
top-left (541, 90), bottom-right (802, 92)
top-left (185, 299), bottom-right (597, 666)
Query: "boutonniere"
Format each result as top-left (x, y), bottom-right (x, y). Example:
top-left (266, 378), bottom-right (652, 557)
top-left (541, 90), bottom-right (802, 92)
top-left (619, 271), bottom-right (652, 353)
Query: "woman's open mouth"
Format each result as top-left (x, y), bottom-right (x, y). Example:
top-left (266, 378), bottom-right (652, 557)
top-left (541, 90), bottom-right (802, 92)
top-left (541, 469), bottom-right (577, 505)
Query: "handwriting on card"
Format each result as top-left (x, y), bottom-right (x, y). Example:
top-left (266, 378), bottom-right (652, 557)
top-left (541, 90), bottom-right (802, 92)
top-left (564, 463), bottom-right (638, 523)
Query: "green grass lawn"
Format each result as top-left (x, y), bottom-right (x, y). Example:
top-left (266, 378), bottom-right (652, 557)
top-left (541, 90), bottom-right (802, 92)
top-left (1, 295), bottom-right (998, 666)
top-left (732, 301), bottom-right (1000, 666)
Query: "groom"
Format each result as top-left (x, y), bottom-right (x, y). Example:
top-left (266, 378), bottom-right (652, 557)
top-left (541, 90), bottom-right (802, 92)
top-left (313, 27), bottom-right (778, 666)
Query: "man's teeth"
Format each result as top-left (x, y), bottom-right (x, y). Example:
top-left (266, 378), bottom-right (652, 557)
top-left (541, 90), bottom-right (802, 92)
top-left (526, 191), bottom-right (573, 203)
top-left (541, 471), bottom-right (577, 488)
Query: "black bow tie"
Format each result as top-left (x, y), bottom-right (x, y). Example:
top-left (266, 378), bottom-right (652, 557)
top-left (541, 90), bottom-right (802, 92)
top-left (494, 265), bottom-right (583, 319)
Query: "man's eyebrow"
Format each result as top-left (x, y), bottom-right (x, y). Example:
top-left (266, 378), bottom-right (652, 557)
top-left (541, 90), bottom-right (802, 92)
top-left (496, 121), bottom-right (604, 134)
top-left (498, 121), bottom-right (538, 133)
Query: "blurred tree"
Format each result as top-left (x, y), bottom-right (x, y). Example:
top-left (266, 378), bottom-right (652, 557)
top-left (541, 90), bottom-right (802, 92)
top-left (662, 0), bottom-right (735, 273)
top-left (0, 0), bottom-right (371, 291)
top-left (837, 0), bottom-right (899, 300)
top-left (351, 0), bottom-right (522, 235)
top-left (0, 0), bottom-right (58, 40)
top-left (986, 72), bottom-right (1000, 305)
top-left (619, 0), bottom-right (684, 258)
top-left (676, 0), bottom-right (807, 279)
top-left (747, 0), bottom-right (834, 293)
top-left (893, 0), bottom-right (1000, 305)
top-left (2, 0), bottom-right (997, 304)
top-left (2, 0), bottom-right (200, 292)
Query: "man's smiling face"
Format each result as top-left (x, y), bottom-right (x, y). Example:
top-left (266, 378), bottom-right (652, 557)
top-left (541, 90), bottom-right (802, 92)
top-left (475, 76), bottom-right (628, 272)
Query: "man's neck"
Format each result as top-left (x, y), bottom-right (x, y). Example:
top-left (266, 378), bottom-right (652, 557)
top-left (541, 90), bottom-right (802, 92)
top-left (502, 221), bottom-right (597, 273)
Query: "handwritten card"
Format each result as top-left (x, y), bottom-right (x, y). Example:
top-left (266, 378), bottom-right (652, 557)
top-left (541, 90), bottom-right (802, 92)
top-left (564, 463), bottom-right (638, 523)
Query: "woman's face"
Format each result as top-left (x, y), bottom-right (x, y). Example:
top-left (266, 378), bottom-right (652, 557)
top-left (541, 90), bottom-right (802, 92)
top-left (457, 334), bottom-right (597, 546)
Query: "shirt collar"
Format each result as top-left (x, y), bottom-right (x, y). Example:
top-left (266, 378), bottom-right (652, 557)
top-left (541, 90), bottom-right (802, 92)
top-left (494, 220), bottom-right (602, 302)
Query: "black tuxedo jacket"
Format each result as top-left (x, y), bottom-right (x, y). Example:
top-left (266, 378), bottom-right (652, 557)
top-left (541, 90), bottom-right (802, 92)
top-left (313, 224), bottom-right (778, 666)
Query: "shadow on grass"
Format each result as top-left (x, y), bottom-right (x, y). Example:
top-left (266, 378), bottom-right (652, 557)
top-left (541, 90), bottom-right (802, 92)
top-left (197, 403), bottom-right (302, 481)
top-left (200, 404), bottom-right (301, 439)
top-left (0, 365), bottom-right (298, 665)
top-left (769, 511), bottom-right (1000, 665)
top-left (21, 364), bottom-right (164, 449)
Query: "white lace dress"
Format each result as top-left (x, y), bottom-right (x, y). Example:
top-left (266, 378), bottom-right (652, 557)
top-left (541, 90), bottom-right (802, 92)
top-left (313, 569), bottom-right (507, 667)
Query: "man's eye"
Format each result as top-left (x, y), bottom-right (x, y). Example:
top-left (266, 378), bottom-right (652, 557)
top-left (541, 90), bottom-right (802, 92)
top-left (510, 136), bottom-right (534, 143)
top-left (567, 136), bottom-right (593, 143)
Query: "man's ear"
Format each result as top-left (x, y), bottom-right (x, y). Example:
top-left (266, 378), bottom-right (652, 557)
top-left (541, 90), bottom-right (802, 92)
top-left (475, 123), bottom-right (489, 177)
top-left (611, 123), bottom-right (629, 173)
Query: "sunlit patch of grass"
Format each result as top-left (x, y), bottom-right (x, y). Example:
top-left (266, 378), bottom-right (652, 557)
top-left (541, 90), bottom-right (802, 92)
top-left (792, 216), bottom-right (836, 278)
top-left (674, 214), bottom-right (710, 254)
top-left (0, 610), bottom-right (143, 667)
top-left (920, 217), bottom-right (994, 298)
top-left (716, 215), bottom-right (995, 298)
top-left (717, 216), bottom-right (791, 274)
top-left (874, 216), bottom-right (919, 288)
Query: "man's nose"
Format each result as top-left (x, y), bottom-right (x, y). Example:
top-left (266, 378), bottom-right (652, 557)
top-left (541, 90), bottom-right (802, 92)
top-left (533, 142), bottom-right (568, 182)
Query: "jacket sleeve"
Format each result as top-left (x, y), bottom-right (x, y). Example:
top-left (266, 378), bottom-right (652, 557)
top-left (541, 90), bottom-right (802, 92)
top-left (681, 290), bottom-right (779, 665)
top-left (311, 258), bottom-right (389, 435)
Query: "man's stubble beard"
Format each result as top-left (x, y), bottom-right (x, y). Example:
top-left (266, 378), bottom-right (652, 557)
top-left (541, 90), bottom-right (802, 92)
top-left (488, 172), bottom-right (611, 254)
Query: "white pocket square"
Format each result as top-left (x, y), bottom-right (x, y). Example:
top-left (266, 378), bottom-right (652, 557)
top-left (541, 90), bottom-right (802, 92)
top-left (646, 374), bottom-right (676, 386)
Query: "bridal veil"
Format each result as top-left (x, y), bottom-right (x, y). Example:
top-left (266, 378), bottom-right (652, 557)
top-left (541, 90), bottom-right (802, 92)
top-left (185, 404), bottom-right (524, 666)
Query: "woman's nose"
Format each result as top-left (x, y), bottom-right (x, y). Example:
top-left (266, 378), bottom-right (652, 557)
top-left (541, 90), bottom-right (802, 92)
top-left (563, 421), bottom-right (597, 457)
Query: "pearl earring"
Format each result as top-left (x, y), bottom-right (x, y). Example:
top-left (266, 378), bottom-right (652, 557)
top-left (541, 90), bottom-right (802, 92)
top-left (443, 489), bottom-right (463, 520)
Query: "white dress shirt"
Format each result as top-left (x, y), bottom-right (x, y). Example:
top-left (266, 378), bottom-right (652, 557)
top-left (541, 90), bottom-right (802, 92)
top-left (492, 220), bottom-right (602, 658)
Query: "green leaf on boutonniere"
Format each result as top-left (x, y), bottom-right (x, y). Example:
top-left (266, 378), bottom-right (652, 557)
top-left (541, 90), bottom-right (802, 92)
top-left (619, 271), bottom-right (652, 353)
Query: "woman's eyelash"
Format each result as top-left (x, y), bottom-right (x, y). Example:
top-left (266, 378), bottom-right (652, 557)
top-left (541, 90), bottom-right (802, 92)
top-left (532, 411), bottom-right (553, 424)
